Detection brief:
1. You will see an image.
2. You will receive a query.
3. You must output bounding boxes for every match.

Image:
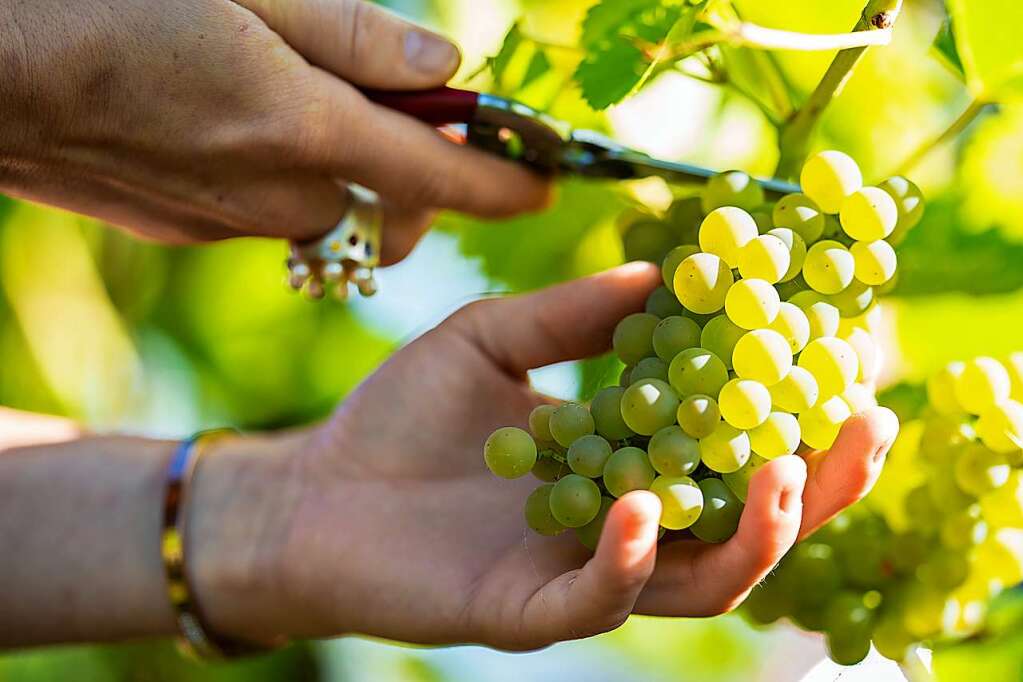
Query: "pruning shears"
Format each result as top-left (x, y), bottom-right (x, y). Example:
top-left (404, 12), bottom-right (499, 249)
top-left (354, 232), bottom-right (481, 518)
top-left (366, 86), bottom-right (800, 197)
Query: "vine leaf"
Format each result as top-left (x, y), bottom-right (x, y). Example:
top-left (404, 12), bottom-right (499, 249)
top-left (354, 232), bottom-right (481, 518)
top-left (931, 15), bottom-right (965, 81)
top-left (485, 23), bottom-right (552, 94)
top-left (946, 0), bottom-right (1023, 97)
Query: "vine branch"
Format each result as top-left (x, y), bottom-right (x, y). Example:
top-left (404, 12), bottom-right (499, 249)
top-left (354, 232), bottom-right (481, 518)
top-left (895, 99), bottom-right (990, 175)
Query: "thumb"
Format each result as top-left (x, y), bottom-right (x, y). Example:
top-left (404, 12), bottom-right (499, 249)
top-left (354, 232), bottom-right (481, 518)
top-left (239, 0), bottom-right (461, 89)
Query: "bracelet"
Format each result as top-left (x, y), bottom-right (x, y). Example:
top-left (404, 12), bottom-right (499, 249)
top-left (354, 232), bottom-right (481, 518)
top-left (161, 429), bottom-right (273, 659)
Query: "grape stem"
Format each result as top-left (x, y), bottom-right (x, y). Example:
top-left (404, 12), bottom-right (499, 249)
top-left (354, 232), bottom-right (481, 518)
top-left (893, 99), bottom-right (991, 175)
top-left (775, 0), bottom-right (905, 179)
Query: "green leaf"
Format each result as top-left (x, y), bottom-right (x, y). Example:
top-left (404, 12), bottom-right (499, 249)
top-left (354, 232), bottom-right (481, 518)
top-left (522, 49), bottom-right (553, 90)
top-left (877, 382), bottom-right (927, 423)
top-left (486, 21), bottom-right (552, 95)
top-left (578, 354), bottom-right (622, 401)
top-left (932, 14), bottom-right (965, 81)
top-left (491, 22), bottom-right (525, 85)
top-left (946, 0), bottom-right (1023, 97)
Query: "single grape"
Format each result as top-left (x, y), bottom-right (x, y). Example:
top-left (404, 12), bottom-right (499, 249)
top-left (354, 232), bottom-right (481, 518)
top-left (666, 196), bottom-right (704, 243)
top-left (549, 474), bottom-right (602, 528)
top-left (630, 356), bottom-right (669, 384)
top-left (789, 291), bottom-right (840, 340)
top-left (532, 455), bottom-right (568, 482)
top-left (653, 315), bottom-right (701, 361)
top-left (872, 614), bottom-right (915, 663)
top-left (840, 326), bottom-right (879, 384)
top-left (603, 446), bottom-right (657, 498)
top-left (722, 453), bottom-right (769, 502)
top-left (974, 530), bottom-right (1023, 586)
top-left (623, 220), bottom-right (674, 263)
top-left (901, 583), bottom-right (947, 639)
top-left (674, 252), bottom-right (734, 314)
top-left (524, 484), bottom-right (567, 536)
top-left (575, 497), bottom-right (614, 551)
top-left (851, 239), bottom-right (897, 286)
top-left (979, 471), bottom-right (1023, 527)
top-left (661, 245), bottom-right (700, 292)
top-left (700, 315), bottom-right (746, 370)
top-left (940, 504), bottom-right (988, 550)
top-left (773, 193), bottom-right (825, 244)
top-left (650, 475), bottom-right (704, 529)
top-left (800, 150), bottom-right (863, 214)
top-left (798, 337), bottom-right (859, 399)
top-left (700, 421), bottom-right (752, 473)
top-left (767, 302), bottom-right (811, 354)
top-left (768, 228), bottom-right (808, 283)
top-left (829, 280), bottom-right (874, 318)
top-left (749, 411), bottom-right (801, 459)
top-left (839, 187), bottom-right (898, 241)
top-left (878, 176), bottom-right (924, 246)
top-left (725, 278), bottom-right (781, 329)
top-left (668, 347), bottom-right (729, 397)
top-left (549, 403), bottom-right (595, 448)
top-left (927, 362), bottom-right (965, 416)
top-left (483, 427), bottom-right (538, 478)
top-left (743, 580), bottom-right (792, 625)
top-left (954, 356), bottom-right (1011, 415)
top-left (769, 366), bottom-right (820, 413)
top-left (621, 378), bottom-right (680, 436)
top-left (648, 425), bottom-right (701, 476)
top-left (732, 329), bottom-right (793, 385)
top-left (677, 394), bottom-right (721, 439)
top-left (719, 378), bottom-right (771, 430)
top-left (567, 434), bottom-right (613, 478)
top-left (840, 383), bottom-right (878, 414)
top-left (613, 312), bottom-right (659, 365)
top-left (954, 443), bottom-right (1011, 497)
top-left (798, 396), bottom-right (852, 450)
top-left (645, 285), bottom-right (685, 318)
top-left (738, 234), bottom-right (791, 284)
top-left (528, 404), bottom-right (556, 442)
top-left (803, 240), bottom-right (855, 295)
top-left (699, 207), bottom-right (758, 268)
top-left (702, 170), bottom-right (765, 213)
top-left (590, 386), bottom-right (635, 441)
top-left (826, 630), bottom-right (872, 667)
top-left (918, 549), bottom-right (969, 591)
top-left (691, 478), bottom-right (743, 543)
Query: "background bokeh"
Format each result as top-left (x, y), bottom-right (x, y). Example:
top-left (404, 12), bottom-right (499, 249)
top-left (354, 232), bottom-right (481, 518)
top-left (2, 0), bottom-right (1022, 680)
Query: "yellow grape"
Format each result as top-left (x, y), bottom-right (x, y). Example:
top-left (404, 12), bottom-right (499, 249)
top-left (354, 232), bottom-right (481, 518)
top-left (927, 362), bottom-right (965, 416)
top-left (674, 252), bottom-right (734, 314)
top-left (676, 394), bottom-right (721, 439)
top-left (954, 357), bottom-right (1011, 415)
top-left (878, 176), bottom-right (925, 246)
top-left (738, 234), bottom-right (791, 283)
top-left (769, 366), bottom-right (820, 413)
top-left (768, 228), bottom-right (808, 283)
top-left (661, 244), bottom-right (700, 292)
top-left (828, 280), bottom-right (874, 318)
top-left (976, 399), bottom-right (1023, 453)
top-left (703, 170), bottom-right (765, 213)
top-left (700, 422), bottom-right (752, 473)
top-left (773, 193), bottom-right (824, 244)
top-left (699, 207), bottom-right (758, 268)
top-left (722, 453), bottom-right (769, 502)
top-left (798, 337), bottom-right (859, 399)
top-left (800, 150), bottom-right (863, 214)
top-left (732, 329), bottom-right (793, 385)
top-left (840, 383), bottom-right (878, 414)
top-left (725, 278), bottom-right (781, 329)
top-left (1005, 352), bottom-right (1023, 400)
top-left (851, 240), bottom-right (897, 286)
top-left (650, 475), bottom-right (704, 530)
top-left (839, 187), bottom-right (899, 241)
top-left (980, 471), bottom-right (1023, 527)
top-left (798, 396), bottom-right (852, 450)
top-left (789, 291), bottom-right (840, 340)
top-left (803, 240), bottom-right (855, 295)
top-left (841, 326), bottom-right (879, 384)
top-left (749, 411), bottom-right (801, 459)
top-left (768, 302), bottom-right (811, 354)
top-left (719, 378), bottom-right (771, 430)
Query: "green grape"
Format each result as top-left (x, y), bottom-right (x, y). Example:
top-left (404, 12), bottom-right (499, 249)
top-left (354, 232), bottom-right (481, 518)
top-left (621, 378), bottom-right (680, 436)
top-left (566, 434), bottom-right (613, 478)
top-left (749, 411), bottom-right (801, 459)
top-left (878, 175), bottom-right (924, 246)
top-left (666, 196), bottom-right (704, 243)
top-left (623, 219), bottom-right (674, 263)
top-left (829, 280), bottom-right (874, 318)
top-left (576, 497), bottom-right (614, 551)
top-left (691, 478), bottom-right (743, 543)
top-left (603, 446), bottom-right (657, 497)
top-left (889, 531), bottom-right (932, 575)
top-left (645, 285), bottom-right (685, 318)
top-left (839, 186), bottom-right (898, 241)
top-left (750, 209), bottom-right (773, 234)
top-left (851, 239), bottom-right (897, 285)
top-left (840, 383), bottom-right (878, 414)
top-left (927, 362), bottom-right (966, 416)
top-left (767, 301), bottom-right (811, 354)
top-left (800, 150), bottom-right (863, 214)
top-left (549, 402), bottom-right (595, 448)
top-left (630, 356), bottom-right (669, 383)
top-left (724, 278), bottom-right (781, 329)
top-left (549, 474), bottom-right (602, 528)
top-left (976, 399), bottom-right (1023, 452)
top-left (661, 245), bottom-right (700, 291)
top-left (941, 504), bottom-right (988, 550)
top-left (743, 581), bottom-right (792, 625)
top-left (698, 207), bottom-right (758, 268)
top-left (668, 347), bottom-right (729, 397)
top-left (528, 404), bottom-right (556, 442)
top-left (532, 454), bottom-right (568, 482)
top-left (653, 315), bottom-right (701, 361)
top-left (821, 214), bottom-right (843, 239)
top-left (803, 240), bottom-right (855, 295)
top-left (826, 632), bottom-right (871, 666)
top-left (825, 591), bottom-right (875, 644)
top-left (772, 193), bottom-right (825, 243)
top-left (738, 234), bottom-right (791, 283)
top-left (975, 530), bottom-right (1023, 586)
top-left (840, 327), bottom-right (879, 384)
top-left (1005, 351), bottom-right (1023, 400)
top-left (799, 396), bottom-right (852, 450)
top-left (904, 484), bottom-right (942, 534)
top-left (798, 337), bottom-right (859, 399)
top-left (901, 583), bottom-right (948, 638)
top-left (524, 484), bottom-right (567, 536)
top-left (954, 444), bottom-right (1011, 497)
top-left (700, 421), bottom-right (752, 473)
top-left (616, 207), bottom-right (654, 231)
top-left (648, 425), bottom-right (701, 476)
top-left (677, 394), bottom-right (721, 438)
top-left (719, 378), bottom-right (771, 430)
top-left (788, 543), bottom-right (842, 604)
top-left (919, 549), bottom-right (970, 590)
top-left (769, 366), bottom-right (820, 413)
top-left (590, 386), bottom-right (636, 441)
top-left (732, 329), bottom-right (792, 385)
top-left (768, 227), bottom-right (808, 282)
top-left (700, 315), bottom-right (745, 369)
top-left (722, 453), bottom-right (769, 503)
top-left (483, 427), bottom-right (538, 478)
top-left (619, 365), bottom-right (634, 387)
top-left (927, 455), bottom-right (975, 510)
top-left (980, 471), bottom-right (1023, 527)
top-left (650, 475), bottom-right (704, 529)
top-left (954, 356), bottom-right (1012, 415)
top-left (872, 613), bottom-right (915, 662)
top-left (702, 170), bottom-right (765, 213)
top-left (789, 291), bottom-right (840, 339)
top-left (612, 312), bottom-right (659, 365)
top-left (674, 252), bottom-right (734, 314)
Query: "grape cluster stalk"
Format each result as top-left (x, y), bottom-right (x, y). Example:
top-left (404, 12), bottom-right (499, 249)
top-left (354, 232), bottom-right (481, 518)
top-left (745, 354), bottom-right (1023, 665)
top-left (483, 151), bottom-right (923, 552)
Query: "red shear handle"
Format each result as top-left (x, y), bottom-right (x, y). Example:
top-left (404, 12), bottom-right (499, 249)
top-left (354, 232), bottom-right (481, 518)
top-left (362, 86), bottom-right (480, 126)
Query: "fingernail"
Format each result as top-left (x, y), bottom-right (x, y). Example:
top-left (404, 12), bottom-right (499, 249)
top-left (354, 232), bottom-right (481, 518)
top-left (405, 29), bottom-right (459, 75)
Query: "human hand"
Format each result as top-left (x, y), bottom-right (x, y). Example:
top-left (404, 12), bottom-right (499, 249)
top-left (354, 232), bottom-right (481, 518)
top-left (193, 263), bottom-right (899, 651)
top-left (0, 0), bottom-right (549, 257)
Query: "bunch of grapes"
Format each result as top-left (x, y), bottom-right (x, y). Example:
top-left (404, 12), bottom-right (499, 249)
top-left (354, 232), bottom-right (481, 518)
top-left (744, 354), bottom-right (1023, 666)
top-left (482, 150), bottom-right (923, 550)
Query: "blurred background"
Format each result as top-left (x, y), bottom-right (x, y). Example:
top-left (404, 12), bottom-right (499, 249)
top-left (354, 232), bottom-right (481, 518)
top-left (2, 0), bottom-right (1022, 679)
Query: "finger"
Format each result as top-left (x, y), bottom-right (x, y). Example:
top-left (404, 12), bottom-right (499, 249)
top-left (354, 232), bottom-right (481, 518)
top-left (798, 406), bottom-right (900, 539)
top-left (636, 455), bottom-right (806, 617)
top-left (520, 491), bottom-right (660, 645)
top-left (448, 262), bottom-right (662, 376)
top-left (239, 0), bottom-right (461, 89)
